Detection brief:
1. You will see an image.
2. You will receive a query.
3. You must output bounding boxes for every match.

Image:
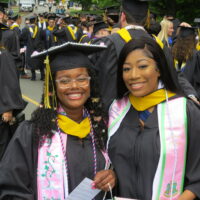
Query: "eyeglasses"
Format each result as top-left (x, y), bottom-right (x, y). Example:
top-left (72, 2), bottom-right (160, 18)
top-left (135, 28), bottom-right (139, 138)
top-left (55, 76), bottom-right (91, 88)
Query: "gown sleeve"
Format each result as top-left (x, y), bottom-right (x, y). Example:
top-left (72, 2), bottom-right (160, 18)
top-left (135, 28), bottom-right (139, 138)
top-left (184, 100), bottom-right (200, 198)
top-left (0, 50), bottom-right (26, 116)
top-left (0, 121), bottom-right (37, 200)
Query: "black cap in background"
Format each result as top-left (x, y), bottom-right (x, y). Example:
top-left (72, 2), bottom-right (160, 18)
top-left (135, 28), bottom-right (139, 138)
top-left (122, 0), bottom-right (157, 18)
top-left (29, 16), bottom-right (37, 24)
top-left (31, 42), bottom-right (107, 73)
top-left (93, 21), bottom-right (109, 35)
top-left (0, 2), bottom-right (7, 13)
top-left (178, 26), bottom-right (197, 38)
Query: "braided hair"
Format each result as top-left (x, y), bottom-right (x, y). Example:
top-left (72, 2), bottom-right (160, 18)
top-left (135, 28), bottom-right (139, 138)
top-left (31, 67), bottom-right (108, 151)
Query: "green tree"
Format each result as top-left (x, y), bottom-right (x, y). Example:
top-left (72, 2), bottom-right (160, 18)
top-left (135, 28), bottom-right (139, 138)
top-left (150, 0), bottom-right (200, 24)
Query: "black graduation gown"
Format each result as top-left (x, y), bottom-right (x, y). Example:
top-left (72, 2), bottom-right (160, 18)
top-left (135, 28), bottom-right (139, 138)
top-left (12, 26), bottom-right (23, 69)
top-left (108, 98), bottom-right (200, 200)
top-left (20, 25), bottom-right (45, 70)
top-left (0, 121), bottom-right (106, 200)
top-left (91, 28), bottom-right (198, 111)
top-left (0, 49), bottom-right (26, 160)
top-left (183, 51), bottom-right (200, 97)
top-left (52, 26), bottom-right (76, 45)
top-left (1, 25), bottom-right (21, 69)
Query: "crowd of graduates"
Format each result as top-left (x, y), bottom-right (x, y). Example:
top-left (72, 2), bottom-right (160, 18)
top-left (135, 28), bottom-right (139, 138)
top-left (0, 0), bottom-right (200, 199)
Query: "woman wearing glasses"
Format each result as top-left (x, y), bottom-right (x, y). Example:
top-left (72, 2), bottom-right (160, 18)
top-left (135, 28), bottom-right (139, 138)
top-left (0, 43), bottom-right (115, 199)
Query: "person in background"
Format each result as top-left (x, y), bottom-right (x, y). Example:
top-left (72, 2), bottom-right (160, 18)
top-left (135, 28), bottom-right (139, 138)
top-left (91, 0), bottom-right (198, 111)
top-left (0, 27), bottom-right (26, 160)
top-left (157, 18), bottom-right (174, 48)
top-left (108, 37), bottom-right (200, 200)
top-left (173, 24), bottom-right (200, 97)
top-left (92, 20), bottom-right (110, 40)
top-left (0, 42), bottom-right (115, 199)
top-left (21, 16), bottom-right (46, 81)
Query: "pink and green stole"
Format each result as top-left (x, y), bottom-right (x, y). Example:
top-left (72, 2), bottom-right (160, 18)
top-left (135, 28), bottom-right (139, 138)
top-left (107, 96), bottom-right (187, 200)
top-left (37, 131), bottom-right (110, 200)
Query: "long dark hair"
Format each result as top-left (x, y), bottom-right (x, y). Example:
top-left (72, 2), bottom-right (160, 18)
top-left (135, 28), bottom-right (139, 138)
top-left (117, 37), bottom-right (182, 98)
top-left (172, 34), bottom-right (196, 67)
top-left (31, 68), bottom-right (107, 151)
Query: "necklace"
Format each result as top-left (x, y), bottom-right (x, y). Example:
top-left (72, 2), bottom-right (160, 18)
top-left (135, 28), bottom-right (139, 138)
top-left (57, 108), bottom-right (97, 179)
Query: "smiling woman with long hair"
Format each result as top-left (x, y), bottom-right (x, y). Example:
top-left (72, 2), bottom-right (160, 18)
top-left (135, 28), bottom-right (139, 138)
top-left (0, 43), bottom-right (115, 199)
top-left (107, 37), bottom-right (200, 200)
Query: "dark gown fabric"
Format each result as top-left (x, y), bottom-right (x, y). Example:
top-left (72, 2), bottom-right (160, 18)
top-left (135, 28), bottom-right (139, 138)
top-left (0, 121), bottom-right (106, 200)
top-left (1, 25), bottom-right (21, 70)
top-left (0, 49), bottom-right (26, 160)
top-left (20, 25), bottom-right (45, 70)
top-left (91, 28), bottom-right (198, 111)
top-left (183, 51), bottom-right (200, 97)
top-left (108, 98), bottom-right (200, 200)
top-left (52, 26), bottom-right (76, 45)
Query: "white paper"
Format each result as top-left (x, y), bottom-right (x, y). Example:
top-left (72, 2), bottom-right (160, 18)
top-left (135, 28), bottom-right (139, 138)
top-left (66, 177), bottom-right (101, 200)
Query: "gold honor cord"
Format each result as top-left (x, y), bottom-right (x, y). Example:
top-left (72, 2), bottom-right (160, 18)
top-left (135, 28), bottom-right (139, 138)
top-left (145, 9), bottom-right (151, 29)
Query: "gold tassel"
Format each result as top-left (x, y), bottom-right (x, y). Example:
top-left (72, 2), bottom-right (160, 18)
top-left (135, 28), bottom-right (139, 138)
top-left (44, 56), bottom-right (57, 110)
top-left (144, 9), bottom-right (151, 29)
top-left (44, 56), bottom-right (51, 109)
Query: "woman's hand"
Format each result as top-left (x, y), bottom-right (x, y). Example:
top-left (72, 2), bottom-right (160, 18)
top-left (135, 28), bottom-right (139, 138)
top-left (92, 169), bottom-right (116, 192)
top-left (178, 190), bottom-right (196, 200)
top-left (2, 111), bottom-right (13, 123)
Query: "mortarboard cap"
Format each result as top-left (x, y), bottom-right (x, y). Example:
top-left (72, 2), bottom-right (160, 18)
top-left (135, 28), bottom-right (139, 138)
top-left (178, 26), bottom-right (197, 38)
top-left (93, 21), bottom-right (109, 35)
top-left (105, 6), bottom-right (120, 23)
top-left (38, 13), bottom-right (44, 17)
top-left (31, 42), bottom-right (107, 73)
top-left (122, 0), bottom-right (157, 19)
top-left (47, 14), bottom-right (56, 20)
top-left (0, 2), bottom-right (7, 13)
top-left (29, 16), bottom-right (37, 24)
top-left (9, 13), bottom-right (20, 21)
top-left (105, 6), bottom-right (120, 14)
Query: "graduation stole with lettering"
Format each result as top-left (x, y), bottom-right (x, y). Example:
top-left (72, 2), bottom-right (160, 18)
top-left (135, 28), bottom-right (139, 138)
top-left (37, 106), bottom-right (110, 200)
top-left (107, 95), bottom-right (187, 200)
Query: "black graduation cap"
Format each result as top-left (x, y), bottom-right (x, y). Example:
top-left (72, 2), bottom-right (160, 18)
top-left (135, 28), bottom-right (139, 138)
top-left (105, 6), bottom-right (120, 14)
top-left (29, 16), bottom-right (37, 24)
top-left (122, 0), bottom-right (156, 18)
top-left (38, 13), bottom-right (44, 17)
top-left (105, 6), bottom-right (120, 23)
top-left (63, 15), bottom-right (71, 24)
top-left (47, 14), bottom-right (56, 21)
top-left (93, 21), bottom-right (109, 35)
top-left (178, 26), bottom-right (197, 38)
top-left (31, 42), bottom-right (107, 73)
top-left (0, 2), bottom-right (7, 13)
top-left (9, 13), bottom-right (20, 21)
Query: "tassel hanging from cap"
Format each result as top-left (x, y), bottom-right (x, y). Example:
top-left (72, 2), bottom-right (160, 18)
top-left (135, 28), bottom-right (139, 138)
top-left (144, 9), bottom-right (151, 29)
top-left (44, 56), bottom-right (57, 109)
